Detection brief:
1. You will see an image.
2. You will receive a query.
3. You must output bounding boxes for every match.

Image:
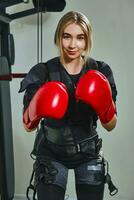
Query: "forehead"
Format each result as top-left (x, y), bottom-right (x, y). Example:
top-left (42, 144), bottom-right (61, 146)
top-left (63, 23), bottom-right (84, 34)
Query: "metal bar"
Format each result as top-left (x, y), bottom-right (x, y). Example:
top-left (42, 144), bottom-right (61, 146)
top-left (0, 0), bottom-right (24, 8)
top-left (0, 13), bottom-right (12, 23)
top-left (0, 73), bottom-right (27, 81)
top-left (9, 8), bottom-right (39, 20)
top-left (0, 23), bottom-right (11, 68)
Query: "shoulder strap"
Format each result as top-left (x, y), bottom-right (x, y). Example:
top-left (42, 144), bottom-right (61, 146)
top-left (45, 57), bottom-right (73, 89)
top-left (81, 57), bottom-right (99, 75)
top-left (45, 57), bottom-right (61, 81)
top-left (87, 57), bottom-right (99, 70)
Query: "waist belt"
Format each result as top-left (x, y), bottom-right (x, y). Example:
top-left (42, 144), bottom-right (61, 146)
top-left (44, 126), bottom-right (101, 156)
top-left (45, 126), bottom-right (97, 145)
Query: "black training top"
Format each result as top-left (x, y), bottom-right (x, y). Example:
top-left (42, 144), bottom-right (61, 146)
top-left (19, 57), bottom-right (117, 142)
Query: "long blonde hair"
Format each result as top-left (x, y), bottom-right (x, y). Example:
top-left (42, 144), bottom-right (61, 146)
top-left (54, 11), bottom-right (93, 64)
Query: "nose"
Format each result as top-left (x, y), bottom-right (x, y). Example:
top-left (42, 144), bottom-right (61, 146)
top-left (69, 38), bottom-right (76, 48)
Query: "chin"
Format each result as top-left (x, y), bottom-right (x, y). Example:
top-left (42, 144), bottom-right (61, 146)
top-left (66, 54), bottom-right (80, 60)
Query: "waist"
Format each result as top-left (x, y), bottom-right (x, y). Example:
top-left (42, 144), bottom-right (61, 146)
top-left (44, 125), bottom-right (97, 145)
top-left (43, 125), bottom-right (101, 158)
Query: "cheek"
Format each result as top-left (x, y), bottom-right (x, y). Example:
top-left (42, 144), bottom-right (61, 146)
top-left (78, 41), bottom-right (86, 50)
top-left (62, 39), bottom-right (69, 48)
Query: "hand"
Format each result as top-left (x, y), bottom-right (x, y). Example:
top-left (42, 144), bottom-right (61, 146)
top-left (23, 81), bottom-right (69, 130)
top-left (75, 70), bottom-right (116, 124)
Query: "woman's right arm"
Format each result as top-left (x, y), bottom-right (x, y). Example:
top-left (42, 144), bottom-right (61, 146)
top-left (19, 63), bottom-right (48, 132)
top-left (23, 85), bottom-right (41, 132)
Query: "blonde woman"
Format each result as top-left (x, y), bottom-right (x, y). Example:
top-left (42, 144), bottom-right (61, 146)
top-left (20, 11), bottom-right (117, 200)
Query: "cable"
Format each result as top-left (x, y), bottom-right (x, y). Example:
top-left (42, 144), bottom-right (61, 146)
top-left (37, 0), bottom-right (43, 63)
top-left (36, 0), bottom-right (43, 131)
top-left (37, 0), bottom-right (39, 63)
top-left (37, 13), bottom-right (39, 63)
top-left (40, 11), bottom-right (43, 62)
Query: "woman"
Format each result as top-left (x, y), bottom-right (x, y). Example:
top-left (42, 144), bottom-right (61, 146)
top-left (19, 11), bottom-right (117, 200)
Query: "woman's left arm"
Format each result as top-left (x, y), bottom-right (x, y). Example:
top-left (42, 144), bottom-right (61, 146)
top-left (98, 61), bottom-right (118, 132)
top-left (102, 114), bottom-right (117, 131)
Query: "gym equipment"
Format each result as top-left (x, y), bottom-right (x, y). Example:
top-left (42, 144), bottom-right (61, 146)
top-left (0, 1), bottom-right (66, 199)
top-left (0, 56), bottom-right (15, 200)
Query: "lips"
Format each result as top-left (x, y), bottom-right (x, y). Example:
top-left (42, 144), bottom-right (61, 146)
top-left (67, 50), bottom-right (77, 55)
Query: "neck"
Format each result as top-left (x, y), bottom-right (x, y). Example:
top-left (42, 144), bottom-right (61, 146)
top-left (63, 57), bottom-right (85, 75)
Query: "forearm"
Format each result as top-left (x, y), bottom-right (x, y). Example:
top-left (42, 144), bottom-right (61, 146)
top-left (23, 123), bottom-right (37, 132)
top-left (101, 114), bottom-right (117, 132)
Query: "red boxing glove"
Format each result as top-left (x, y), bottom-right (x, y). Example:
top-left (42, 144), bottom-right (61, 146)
top-left (23, 81), bottom-right (69, 130)
top-left (75, 70), bottom-right (116, 124)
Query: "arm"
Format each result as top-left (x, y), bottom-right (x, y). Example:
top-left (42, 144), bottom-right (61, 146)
top-left (19, 63), bottom-right (48, 132)
top-left (22, 84), bottom-right (40, 132)
top-left (98, 62), bottom-right (118, 131)
top-left (23, 123), bottom-right (37, 132)
top-left (102, 114), bottom-right (117, 131)
top-left (23, 81), bottom-right (69, 131)
top-left (75, 70), bottom-right (117, 130)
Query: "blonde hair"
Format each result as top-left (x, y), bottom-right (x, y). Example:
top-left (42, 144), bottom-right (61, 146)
top-left (54, 11), bottom-right (93, 63)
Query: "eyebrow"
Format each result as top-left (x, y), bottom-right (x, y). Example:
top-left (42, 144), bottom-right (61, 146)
top-left (63, 33), bottom-right (85, 36)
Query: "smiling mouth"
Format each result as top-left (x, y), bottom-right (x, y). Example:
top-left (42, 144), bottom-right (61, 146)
top-left (67, 50), bottom-right (77, 55)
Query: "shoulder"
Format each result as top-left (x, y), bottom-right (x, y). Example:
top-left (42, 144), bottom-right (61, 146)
top-left (46, 56), bottom-right (61, 73)
top-left (96, 60), bottom-right (113, 78)
top-left (28, 62), bottom-right (48, 78)
top-left (19, 62), bottom-right (48, 92)
top-left (87, 57), bottom-right (113, 77)
top-left (95, 60), bottom-right (116, 89)
top-left (46, 56), bottom-right (60, 65)
top-left (85, 57), bottom-right (99, 70)
top-left (93, 58), bottom-right (116, 85)
top-left (19, 57), bottom-right (61, 92)
top-left (86, 57), bottom-right (117, 101)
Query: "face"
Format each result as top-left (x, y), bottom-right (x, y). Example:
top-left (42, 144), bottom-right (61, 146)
top-left (61, 23), bottom-right (86, 61)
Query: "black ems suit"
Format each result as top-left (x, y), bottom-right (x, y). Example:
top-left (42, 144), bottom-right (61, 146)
top-left (19, 57), bottom-right (118, 200)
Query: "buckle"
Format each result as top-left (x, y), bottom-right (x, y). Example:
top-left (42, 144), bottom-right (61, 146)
top-left (77, 143), bottom-right (81, 152)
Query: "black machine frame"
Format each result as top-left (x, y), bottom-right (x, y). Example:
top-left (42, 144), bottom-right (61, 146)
top-left (0, 1), bottom-right (66, 199)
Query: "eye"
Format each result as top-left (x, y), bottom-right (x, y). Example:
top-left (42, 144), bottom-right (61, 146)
top-left (77, 35), bottom-right (85, 40)
top-left (62, 33), bottom-right (70, 39)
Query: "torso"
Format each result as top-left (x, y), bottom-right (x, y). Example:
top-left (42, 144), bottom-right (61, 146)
top-left (21, 56), bottom-right (117, 148)
top-left (22, 56), bottom-right (117, 164)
